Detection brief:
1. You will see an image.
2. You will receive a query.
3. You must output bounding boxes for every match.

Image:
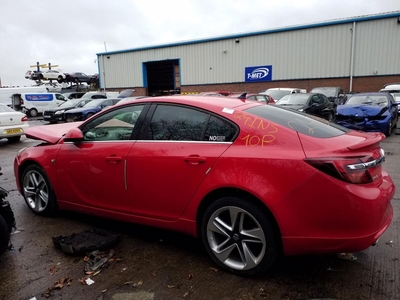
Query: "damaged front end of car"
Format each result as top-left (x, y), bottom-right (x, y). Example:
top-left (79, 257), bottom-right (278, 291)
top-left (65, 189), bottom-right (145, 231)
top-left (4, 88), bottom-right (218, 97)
top-left (336, 105), bottom-right (390, 133)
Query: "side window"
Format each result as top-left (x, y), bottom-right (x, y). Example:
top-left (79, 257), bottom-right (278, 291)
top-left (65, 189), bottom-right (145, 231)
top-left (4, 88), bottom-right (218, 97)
top-left (255, 95), bottom-right (266, 102)
top-left (145, 105), bottom-right (208, 141)
top-left (204, 115), bottom-right (237, 142)
top-left (320, 95), bottom-right (330, 104)
top-left (56, 94), bottom-right (66, 101)
top-left (81, 105), bottom-right (145, 141)
top-left (101, 100), bottom-right (112, 107)
top-left (311, 95), bottom-right (320, 104)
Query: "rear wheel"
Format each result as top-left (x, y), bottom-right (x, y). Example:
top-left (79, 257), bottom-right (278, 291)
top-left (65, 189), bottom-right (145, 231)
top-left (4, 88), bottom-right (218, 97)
top-left (29, 108), bottom-right (38, 117)
top-left (21, 165), bottom-right (57, 216)
top-left (201, 197), bottom-right (277, 275)
top-left (57, 76), bottom-right (64, 83)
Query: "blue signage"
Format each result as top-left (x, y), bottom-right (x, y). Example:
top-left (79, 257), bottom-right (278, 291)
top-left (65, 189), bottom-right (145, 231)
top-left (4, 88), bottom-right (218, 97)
top-left (245, 65), bottom-right (272, 82)
top-left (25, 94), bottom-right (54, 101)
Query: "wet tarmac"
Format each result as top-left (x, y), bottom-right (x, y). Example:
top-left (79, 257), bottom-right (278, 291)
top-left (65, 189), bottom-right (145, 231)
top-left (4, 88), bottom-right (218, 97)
top-left (0, 120), bottom-right (399, 300)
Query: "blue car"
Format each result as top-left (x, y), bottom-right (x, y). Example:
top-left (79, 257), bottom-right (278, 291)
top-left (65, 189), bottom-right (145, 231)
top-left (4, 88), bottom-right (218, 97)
top-left (336, 92), bottom-right (398, 136)
top-left (64, 98), bottom-right (121, 122)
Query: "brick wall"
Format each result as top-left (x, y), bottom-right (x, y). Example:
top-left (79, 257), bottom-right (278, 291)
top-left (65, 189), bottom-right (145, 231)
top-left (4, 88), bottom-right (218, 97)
top-left (181, 75), bottom-right (400, 94)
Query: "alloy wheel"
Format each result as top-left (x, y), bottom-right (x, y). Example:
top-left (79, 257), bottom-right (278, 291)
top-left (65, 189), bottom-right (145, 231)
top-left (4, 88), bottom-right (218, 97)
top-left (206, 206), bottom-right (266, 271)
top-left (22, 170), bottom-right (50, 213)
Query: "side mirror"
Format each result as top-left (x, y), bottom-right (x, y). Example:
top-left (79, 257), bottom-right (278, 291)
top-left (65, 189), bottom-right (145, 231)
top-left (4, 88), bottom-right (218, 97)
top-left (64, 128), bottom-right (84, 143)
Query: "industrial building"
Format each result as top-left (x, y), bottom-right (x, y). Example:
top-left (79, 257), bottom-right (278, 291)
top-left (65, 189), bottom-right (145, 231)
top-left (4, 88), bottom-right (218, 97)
top-left (96, 11), bottom-right (400, 96)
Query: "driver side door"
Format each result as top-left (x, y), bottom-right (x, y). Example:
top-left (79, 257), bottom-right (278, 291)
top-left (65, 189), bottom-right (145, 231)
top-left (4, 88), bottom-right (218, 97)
top-left (56, 104), bottom-right (146, 214)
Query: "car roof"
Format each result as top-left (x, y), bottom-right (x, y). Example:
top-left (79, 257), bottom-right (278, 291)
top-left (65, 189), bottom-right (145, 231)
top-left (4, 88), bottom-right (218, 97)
top-left (117, 95), bottom-right (259, 112)
top-left (352, 92), bottom-right (389, 96)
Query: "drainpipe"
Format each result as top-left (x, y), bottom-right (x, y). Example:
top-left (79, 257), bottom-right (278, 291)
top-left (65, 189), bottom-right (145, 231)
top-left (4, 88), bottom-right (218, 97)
top-left (349, 22), bottom-right (356, 92)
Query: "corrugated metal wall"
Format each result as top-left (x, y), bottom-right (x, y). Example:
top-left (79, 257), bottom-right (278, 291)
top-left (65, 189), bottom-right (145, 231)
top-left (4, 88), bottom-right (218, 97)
top-left (98, 15), bottom-right (400, 89)
top-left (353, 18), bottom-right (400, 76)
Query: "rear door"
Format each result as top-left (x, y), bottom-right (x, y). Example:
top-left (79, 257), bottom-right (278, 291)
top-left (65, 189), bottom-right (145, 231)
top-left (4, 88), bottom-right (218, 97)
top-left (126, 104), bottom-right (238, 221)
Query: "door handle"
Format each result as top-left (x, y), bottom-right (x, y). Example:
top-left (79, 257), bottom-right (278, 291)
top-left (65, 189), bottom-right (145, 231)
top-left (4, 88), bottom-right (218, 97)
top-left (105, 155), bottom-right (122, 163)
top-left (184, 155), bottom-right (206, 165)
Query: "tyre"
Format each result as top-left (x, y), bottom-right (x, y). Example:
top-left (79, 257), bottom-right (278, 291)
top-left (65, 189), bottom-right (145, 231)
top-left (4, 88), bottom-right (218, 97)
top-left (7, 136), bottom-right (21, 143)
top-left (201, 197), bottom-right (277, 275)
top-left (385, 120), bottom-right (393, 137)
top-left (21, 165), bottom-right (57, 216)
top-left (29, 108), bottom-right (38, 117)
top-left (57, 76), bottom-right (64, 83)
top-left (0, 215), bottom-right (10, 255)
top-left (85, 113), bottom-right (94, 120)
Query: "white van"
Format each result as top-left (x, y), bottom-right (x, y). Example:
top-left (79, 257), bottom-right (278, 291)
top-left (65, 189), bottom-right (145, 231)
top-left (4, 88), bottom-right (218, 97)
top-left (0, 86), bottom-right (48, 106)
top-left (20, 93), bottom-right (68, 117)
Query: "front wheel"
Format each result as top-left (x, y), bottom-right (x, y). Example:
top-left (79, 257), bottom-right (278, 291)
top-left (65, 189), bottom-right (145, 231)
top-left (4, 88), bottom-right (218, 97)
top-left (85, 112), bottom-right (94, 120)
top-left (21, 165), bottom-right (57, 216)
top-left (385, 120), bottom-right (393, 137)
top-left (201, 197), bottom-right (277, 275)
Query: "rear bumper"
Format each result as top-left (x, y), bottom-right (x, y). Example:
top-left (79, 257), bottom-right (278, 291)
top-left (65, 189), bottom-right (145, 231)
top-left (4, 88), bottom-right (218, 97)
top-left (282, 203), bottom-right (393, 255)
top-left (275, 170), bottom-right (395, 256)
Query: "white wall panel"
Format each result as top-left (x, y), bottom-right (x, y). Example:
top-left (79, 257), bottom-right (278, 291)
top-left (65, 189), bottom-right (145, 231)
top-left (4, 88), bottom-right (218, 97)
top-left (353, 18), bottom-right (400, 76)
top-left (98, 14), bottom-right (400, 88)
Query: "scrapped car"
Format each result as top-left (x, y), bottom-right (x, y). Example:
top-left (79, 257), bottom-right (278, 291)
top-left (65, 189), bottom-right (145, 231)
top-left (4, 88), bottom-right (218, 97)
top-left (260, 88), bottom-right (306, 102)
top-left (336, 92), bottom-right (399, 136)
top-left (14, 96), bottom-right (394, 276)
top-left (391, 92), bottom-right (400, 112)
top-left (43, 99), bottom-right (93, 123)
top-left (64, 98), bottom-right (121, 122)
top-left (228, 93), bottom-right (275, 104)
top-left (39, 70), bottom-right (66, 83)
top-left (276, 93), bottom-right (336, 121)
top-left (63, 92), bottom-right (86, 99)
top-left (0, 103), bottom-right (29, 142)
top-left (64, 72), bottom-right (92, 84)
top-left (310, 87), bottom-right (347, 105)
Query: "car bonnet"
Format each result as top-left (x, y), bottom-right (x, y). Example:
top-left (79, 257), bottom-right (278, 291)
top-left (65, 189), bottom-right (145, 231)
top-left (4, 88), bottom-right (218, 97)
top-left (337, 104), bottom-right (387, 117)
top-left (23, 122), bottom-right (83, 144)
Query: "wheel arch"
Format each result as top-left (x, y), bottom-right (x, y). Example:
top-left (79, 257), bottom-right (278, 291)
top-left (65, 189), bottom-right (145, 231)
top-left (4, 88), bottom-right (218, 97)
top-left (195, 187), bottom-right (283, 253)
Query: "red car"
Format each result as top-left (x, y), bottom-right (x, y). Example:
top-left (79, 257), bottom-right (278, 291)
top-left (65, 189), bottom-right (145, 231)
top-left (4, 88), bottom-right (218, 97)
top-left (228, 92), bottom-right (275, 104)
top-left (14, 96), bottom-right (394, 275)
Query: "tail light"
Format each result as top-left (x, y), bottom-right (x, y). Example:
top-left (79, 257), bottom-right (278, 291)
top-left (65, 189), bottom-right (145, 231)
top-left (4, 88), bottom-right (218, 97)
top-left (21, 116), bottom-right (28, 122)
top-left (305, 149), bottom-right (385, 184)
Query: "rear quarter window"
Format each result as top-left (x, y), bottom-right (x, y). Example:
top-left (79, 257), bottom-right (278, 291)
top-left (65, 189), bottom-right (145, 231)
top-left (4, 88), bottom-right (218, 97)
top-left (245, 105), bottom-right (349, 138)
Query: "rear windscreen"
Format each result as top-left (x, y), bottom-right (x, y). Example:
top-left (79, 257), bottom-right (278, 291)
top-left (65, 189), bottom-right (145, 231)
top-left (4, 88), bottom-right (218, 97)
top-left (245, 105), bottom-right (349, 138)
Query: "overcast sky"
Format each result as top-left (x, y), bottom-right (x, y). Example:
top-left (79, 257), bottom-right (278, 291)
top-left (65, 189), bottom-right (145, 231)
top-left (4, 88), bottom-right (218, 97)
top-left (1, 0), bottom-right (399, 87)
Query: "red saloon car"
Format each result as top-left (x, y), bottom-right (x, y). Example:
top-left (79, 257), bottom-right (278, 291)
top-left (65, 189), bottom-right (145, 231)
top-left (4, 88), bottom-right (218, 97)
top-left (14, 95), bottom-right (394, 275)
